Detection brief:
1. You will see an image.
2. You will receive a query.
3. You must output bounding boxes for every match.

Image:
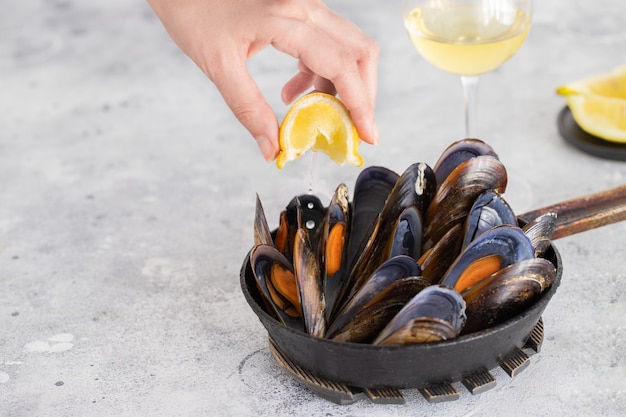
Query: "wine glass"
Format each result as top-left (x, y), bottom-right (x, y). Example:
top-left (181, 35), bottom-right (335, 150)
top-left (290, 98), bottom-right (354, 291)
top-left (403, 0), bottom-right (533, 137)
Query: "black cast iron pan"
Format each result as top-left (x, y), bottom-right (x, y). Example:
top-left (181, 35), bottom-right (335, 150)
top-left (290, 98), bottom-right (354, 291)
top-left (240, 184), bottom-right (626, 389)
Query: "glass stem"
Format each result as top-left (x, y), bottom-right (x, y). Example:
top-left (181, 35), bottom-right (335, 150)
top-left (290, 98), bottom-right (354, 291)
top-left (461, 75), bottom-right (480, 138)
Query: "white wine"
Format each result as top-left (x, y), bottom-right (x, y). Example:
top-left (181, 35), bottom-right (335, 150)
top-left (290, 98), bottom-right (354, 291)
top-left (404, 5), bottom-right (531, 76)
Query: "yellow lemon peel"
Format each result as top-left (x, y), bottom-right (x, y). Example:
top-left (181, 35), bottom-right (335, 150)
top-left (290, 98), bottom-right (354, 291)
top-left (276, 92), bottom-right (364, 169)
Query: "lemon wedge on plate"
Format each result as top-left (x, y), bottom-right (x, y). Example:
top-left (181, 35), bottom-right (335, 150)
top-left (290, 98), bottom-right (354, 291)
top-left (557, 65), bottom-right (626, 142)
top-left (276, 92), bottom-right (364, 170)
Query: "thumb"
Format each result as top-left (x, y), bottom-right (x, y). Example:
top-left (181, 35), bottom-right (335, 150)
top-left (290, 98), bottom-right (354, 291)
top-left (212, 64), bottom-right (280, 162)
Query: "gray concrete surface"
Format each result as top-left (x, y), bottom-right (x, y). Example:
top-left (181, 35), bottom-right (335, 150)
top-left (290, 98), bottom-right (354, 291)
top-left (1, 0), bottom-right (625, 416)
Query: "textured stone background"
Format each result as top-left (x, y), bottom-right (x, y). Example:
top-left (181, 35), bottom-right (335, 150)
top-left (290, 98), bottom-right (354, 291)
top-left (1, 1), bottom-right (625, 416)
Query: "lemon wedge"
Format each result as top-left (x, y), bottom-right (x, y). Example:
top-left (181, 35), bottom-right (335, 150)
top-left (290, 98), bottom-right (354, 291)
top-left (557, 65), bottom-right (626, 142)
top-left (276, 92), bottom-right (364, 169)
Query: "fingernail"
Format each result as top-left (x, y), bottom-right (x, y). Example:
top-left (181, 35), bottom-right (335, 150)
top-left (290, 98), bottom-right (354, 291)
top-left (255, 135), bottom-right (275, 162)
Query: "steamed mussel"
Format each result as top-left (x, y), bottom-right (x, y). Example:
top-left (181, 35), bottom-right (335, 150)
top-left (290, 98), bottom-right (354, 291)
top-left (250, 139), bottom-right (557, 345)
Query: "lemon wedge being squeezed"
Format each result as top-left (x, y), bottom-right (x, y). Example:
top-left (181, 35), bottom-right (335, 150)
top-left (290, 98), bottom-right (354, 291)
top-left (276, 92), bottom-right (364, 169)
top-left (557, 65), bottom-right (626, 142)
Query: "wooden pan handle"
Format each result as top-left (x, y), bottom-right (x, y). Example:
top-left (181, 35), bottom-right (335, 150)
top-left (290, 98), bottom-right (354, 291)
top-left (518, 184), bottom-right (626, 239)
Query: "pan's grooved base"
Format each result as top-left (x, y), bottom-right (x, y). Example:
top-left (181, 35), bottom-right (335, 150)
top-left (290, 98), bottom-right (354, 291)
top-left (267, 318), bottom-right (545, 405)
top-left (500, 348), bottom-right (531, 378)
top-left (364, 388), bottom-right (406, 405)
top-left (462, 370), bottom-right (497, 395)
top-left (268, 337), bottom-right (364, 405)
top-left (419, 383), bottom-right (460, 403)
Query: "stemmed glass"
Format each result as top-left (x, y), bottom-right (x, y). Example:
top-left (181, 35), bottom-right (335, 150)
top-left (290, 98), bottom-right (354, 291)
top-left (403, 0), bottom-right (533, 137)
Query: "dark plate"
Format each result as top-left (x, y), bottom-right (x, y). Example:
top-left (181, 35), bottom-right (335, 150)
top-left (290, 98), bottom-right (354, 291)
top-left (558, 106), bottom-right (626, 161)
top-left (240, 237), bottom-right (562, 389)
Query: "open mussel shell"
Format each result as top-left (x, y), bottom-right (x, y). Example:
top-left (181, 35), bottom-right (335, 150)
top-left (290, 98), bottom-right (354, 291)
top-left (346, 162), bottom-right (435, 301)
top-left (522, 212), bottom-right (558, 256)
top-left (418, 223), bottom-right (463, 283)
top-left (240, 229), bottom-right (562, 389)
top-left (439, 225), bottom-right (535, 293)
top-left (462, 190), bottom-right (517, 249)
top-left (432, 138), bottom-right (499, 187)
top-left (461, 258), bottom-right (557, 334)
top-left (292, 198), bottom-right (327, 338)
top-left (276, 194), bottom-right (327, 261)
top-left (254, 194), bottom-right (274, 247)
top-left (327, 276), bottom-right (430, 343)
top-left (326, 255), bottom-right (428, 343)
top-left (347, 166), bottom-right (399, 268)
top-left (249, 244), bottom-right (304, 332)
top-left (373, 285), bottom-right (466, 345)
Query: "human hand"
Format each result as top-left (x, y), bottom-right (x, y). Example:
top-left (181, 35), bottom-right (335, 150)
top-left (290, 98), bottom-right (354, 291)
top-left (147, 0), bottom-right (379, 162)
